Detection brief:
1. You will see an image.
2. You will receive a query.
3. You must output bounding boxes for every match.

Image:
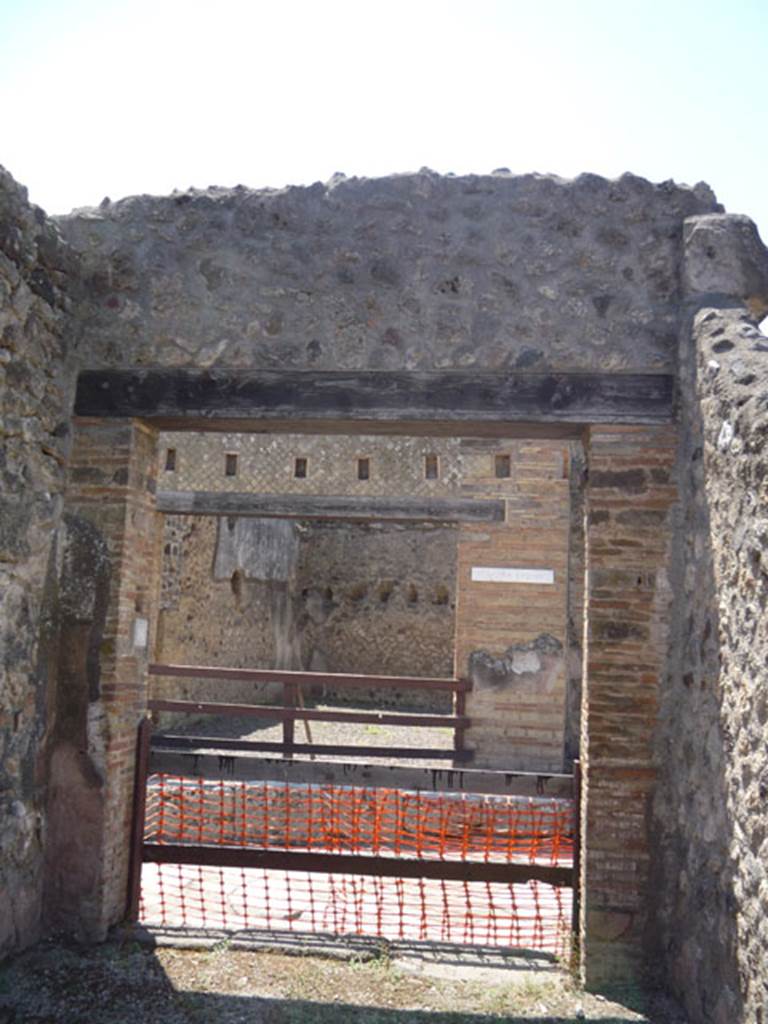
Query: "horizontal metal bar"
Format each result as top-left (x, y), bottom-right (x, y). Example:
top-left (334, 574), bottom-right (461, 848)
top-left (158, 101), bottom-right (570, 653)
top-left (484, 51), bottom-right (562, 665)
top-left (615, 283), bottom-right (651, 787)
top-left (149, 663), bottom-right (471, 693)
top-left (142, 843), bottom-right (573, 886)
top-left (148, 699), bottom-right (466, 729)
top-left (151, 734), bottom-right (473, 762)
top-left (147, 748), bottom-right (574, 798)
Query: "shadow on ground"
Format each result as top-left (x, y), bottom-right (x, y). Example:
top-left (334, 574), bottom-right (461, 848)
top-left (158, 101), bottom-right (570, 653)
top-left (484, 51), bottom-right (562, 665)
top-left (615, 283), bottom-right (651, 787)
top-left (0, 938), bottom-right (686, 1024)
top-left (167, 994), bottom-right (661, 1024)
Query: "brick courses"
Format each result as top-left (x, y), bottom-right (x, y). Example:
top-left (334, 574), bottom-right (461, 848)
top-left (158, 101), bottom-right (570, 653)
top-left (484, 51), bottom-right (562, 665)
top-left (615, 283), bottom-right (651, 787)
top-left (455, 440), bottom-right (571, 772)
top-left (62, 419), bottom-right (161, 936)
top-left (581, 425), bottom-right (678, 986)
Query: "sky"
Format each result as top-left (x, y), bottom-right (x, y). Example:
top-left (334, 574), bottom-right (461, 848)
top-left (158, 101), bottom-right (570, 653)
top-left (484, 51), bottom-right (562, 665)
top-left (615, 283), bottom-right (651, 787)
top-left (1, 0), bottom-right (767, 244)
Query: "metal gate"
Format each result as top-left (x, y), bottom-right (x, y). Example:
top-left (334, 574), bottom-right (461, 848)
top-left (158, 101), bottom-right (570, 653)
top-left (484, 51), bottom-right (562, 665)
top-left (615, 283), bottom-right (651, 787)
top-left (128, 664), bottom-right (579, 959)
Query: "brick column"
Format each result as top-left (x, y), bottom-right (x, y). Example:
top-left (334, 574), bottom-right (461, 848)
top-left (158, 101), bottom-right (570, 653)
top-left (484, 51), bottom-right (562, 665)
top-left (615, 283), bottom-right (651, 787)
top-left (581, 425), bottom-right (678, 987)
top-left (50, 418), bottom-right (160, 937)
top-left (454, 440), bottom-right (571, 771)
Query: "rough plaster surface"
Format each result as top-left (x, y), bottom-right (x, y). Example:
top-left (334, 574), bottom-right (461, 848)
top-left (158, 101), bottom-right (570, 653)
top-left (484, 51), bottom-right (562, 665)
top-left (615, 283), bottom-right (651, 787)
top-left (0, 166), bottom-right (80, 955)
top-left (469, 633), bottom-right (563, 691)
top-left (42, 513), bottom-right (111, 939)
top-left (296, 520), bottom-right (457, 690)
top-left (213, 517), bottom-right (300, 582)
top-left (155, 515), bottom-right (457, 717)
top-left (652, 302), bottom-right (768, 1024)
top-left (58, 171), bottom-right (718, 375)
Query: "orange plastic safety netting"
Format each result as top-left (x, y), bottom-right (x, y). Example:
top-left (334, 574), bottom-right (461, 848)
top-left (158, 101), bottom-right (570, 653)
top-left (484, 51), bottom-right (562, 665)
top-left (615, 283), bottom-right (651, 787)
top-left (144, 776), bottom-right (574, 863)
top-left (139, 775), bottom-right (574, 956)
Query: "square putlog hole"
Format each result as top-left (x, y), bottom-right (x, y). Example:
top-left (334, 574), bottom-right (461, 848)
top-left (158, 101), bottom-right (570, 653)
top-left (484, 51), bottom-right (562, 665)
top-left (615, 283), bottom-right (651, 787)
top-left (494, 454), bottom-right (511, 478)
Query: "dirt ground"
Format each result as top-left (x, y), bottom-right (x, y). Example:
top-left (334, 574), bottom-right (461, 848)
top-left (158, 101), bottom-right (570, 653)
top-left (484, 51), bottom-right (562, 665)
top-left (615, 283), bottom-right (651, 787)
top-left (0, 937), bottom-right (689, 1024)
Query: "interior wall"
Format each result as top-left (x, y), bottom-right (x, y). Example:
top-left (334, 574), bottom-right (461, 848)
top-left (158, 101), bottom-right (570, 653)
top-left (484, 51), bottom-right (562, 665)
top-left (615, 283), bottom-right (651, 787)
top-left (155, 515), bottom-right (457, 712)
top-left (295, 520), bottom-right (457, 686)
top-left (151, 430), bottom-right (573, 768)
top-left (153, 431), bottom-right (471, 712)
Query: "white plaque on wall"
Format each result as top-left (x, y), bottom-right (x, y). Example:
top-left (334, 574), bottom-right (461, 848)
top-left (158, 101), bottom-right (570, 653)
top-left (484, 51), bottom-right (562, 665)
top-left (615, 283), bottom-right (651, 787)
top-left (133, 617), bottom-right (149, 649)
top-left (471, 567), bottom-right (555, 585)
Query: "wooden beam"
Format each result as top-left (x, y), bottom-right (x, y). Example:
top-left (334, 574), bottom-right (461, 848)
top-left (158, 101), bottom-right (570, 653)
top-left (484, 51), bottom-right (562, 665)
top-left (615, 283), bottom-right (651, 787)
top-left (151, 734), bottom-right (472, 762)
top-left (126, 717), bottom-right (152, 922)
top-left (149, 663), bottom-right (471, 693)
top-left (155, 491), bottom-right (505, 523)
top-left (147, 699), bottom-right (467, 729)
top-left (147, 747), bottom-right (574, 798)
top-left (142, 843), bottom-right (574, 886)
top-left (74, 369), bottom-right (675, 429)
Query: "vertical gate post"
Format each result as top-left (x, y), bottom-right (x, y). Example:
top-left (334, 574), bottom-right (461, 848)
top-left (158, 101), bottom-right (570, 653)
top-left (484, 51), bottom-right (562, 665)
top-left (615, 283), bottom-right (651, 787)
top-left (126, 716), bottom-right (152, 922)
top-left (571, 758), bottom-right (582, 937)
top-left (283, 682), bottom-right (297, 755)
top-left (453, 684), bottom-right (467, 762)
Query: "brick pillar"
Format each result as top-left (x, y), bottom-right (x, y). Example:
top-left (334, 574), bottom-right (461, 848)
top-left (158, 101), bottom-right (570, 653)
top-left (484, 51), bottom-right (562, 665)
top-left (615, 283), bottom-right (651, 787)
top-left (581, 425), bottom-right (677, 987)
top-left (454, 440), bottom-right (571, 772)
top-left (51, 418), bottom-right (160, 937)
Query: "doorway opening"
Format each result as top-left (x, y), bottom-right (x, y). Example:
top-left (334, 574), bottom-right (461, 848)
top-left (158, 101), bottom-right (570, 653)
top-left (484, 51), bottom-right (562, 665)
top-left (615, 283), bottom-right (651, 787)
top-left (132, 428), bottom-right (582, 963)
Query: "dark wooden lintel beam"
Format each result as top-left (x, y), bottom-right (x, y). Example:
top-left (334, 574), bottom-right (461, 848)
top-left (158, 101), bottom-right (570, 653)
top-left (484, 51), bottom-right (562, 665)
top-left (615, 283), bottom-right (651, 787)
top-left (155, 491), bottom-right (505, 523)
top-left (74, 369), bottom-right (675, 428)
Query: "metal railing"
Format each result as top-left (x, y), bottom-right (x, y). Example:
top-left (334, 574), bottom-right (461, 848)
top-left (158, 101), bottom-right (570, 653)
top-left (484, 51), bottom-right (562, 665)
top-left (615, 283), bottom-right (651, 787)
top-left (148, 662), bottom-right (472, 762)
top-left (127, 713), bottom-right (581, 960)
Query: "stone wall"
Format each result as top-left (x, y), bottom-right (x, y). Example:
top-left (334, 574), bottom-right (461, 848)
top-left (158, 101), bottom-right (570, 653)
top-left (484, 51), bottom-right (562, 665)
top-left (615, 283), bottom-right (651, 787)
top-left (651, 300), bottom-right (768, 1023)
top-left (57, 171), bottom-right (718, 376)
top-left (296, 520), bottom-right (457, 685)
top-left (0, 167), bottom-right (80, 957)
top-left (155, 515), bottom-right (457, 711)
